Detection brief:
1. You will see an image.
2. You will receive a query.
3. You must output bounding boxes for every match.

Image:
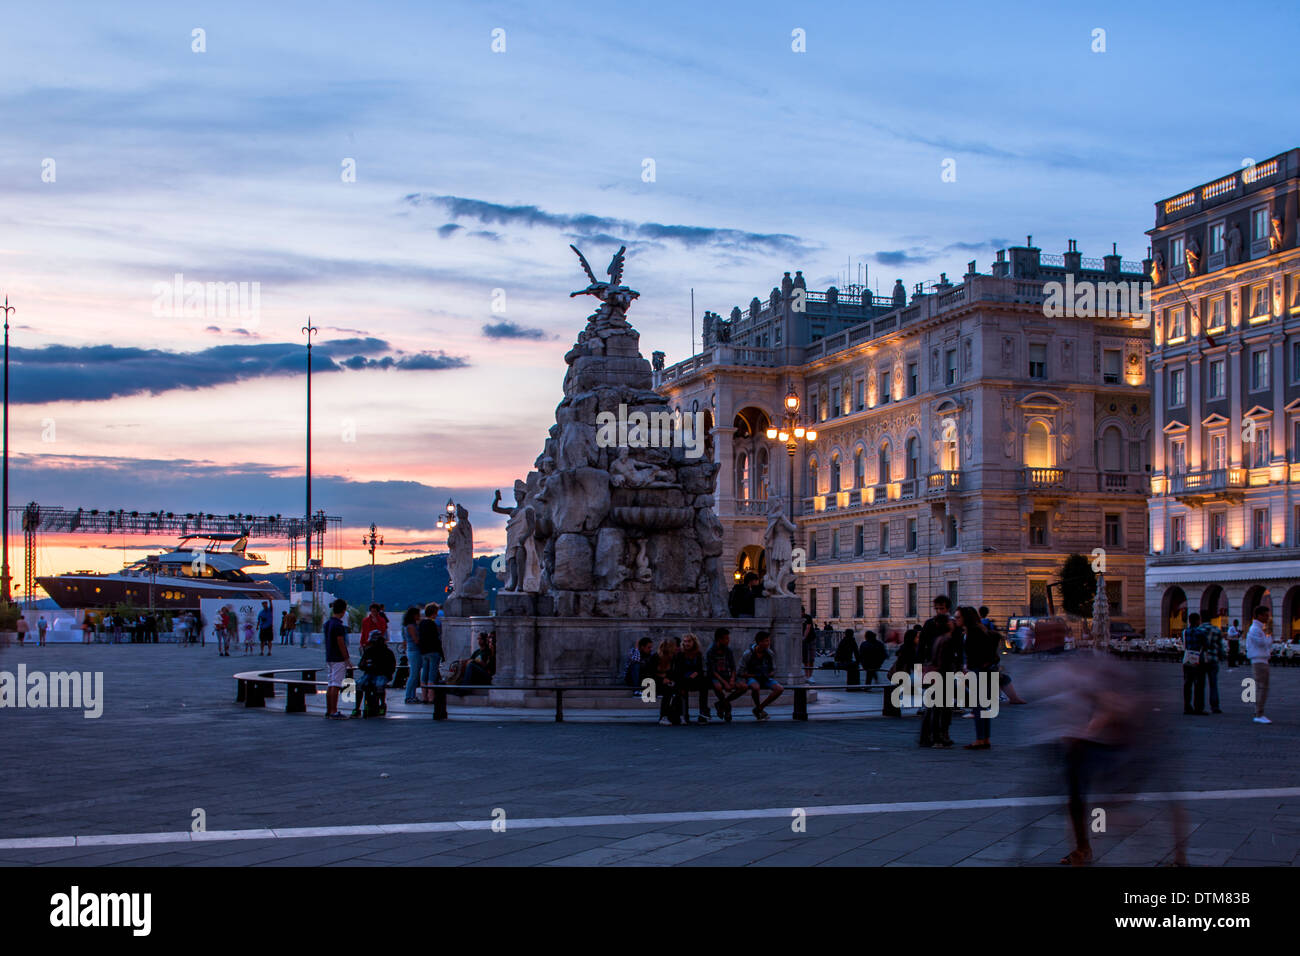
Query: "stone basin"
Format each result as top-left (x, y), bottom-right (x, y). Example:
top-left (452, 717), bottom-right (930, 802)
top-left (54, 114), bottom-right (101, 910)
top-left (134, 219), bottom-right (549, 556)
top-left (610, 506), bottom-right (693, 530)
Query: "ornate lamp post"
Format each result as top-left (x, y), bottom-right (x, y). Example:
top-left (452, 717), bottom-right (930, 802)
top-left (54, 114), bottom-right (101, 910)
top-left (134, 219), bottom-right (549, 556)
top-left (301, 317), bottom-right (318, 621)
top-left (435, 500), bottom-right (458, 596)
top-left (765, 384), bottom-right (817, 528)
top-left (361, 523), bottom-right (383, 605)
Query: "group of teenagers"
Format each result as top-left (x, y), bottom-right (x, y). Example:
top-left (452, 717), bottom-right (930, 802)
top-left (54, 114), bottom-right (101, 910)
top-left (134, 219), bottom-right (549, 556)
top-left (886, 596), bottom-right (1026, 750)
top-left (623, 627), bottom-right (785, 724)
top-left (321, 598), bottom-right (498, 719)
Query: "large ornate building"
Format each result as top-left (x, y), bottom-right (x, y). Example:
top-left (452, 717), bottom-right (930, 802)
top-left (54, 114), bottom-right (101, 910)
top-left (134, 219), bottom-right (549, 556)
top-left (1145, 148), bottom-right (1300, 641)
top-left (655, 243), bottom-right (1151, 634)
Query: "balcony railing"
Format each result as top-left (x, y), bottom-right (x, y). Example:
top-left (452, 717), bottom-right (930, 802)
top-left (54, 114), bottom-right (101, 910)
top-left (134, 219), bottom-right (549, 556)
top-left (1169, 469), bottom-right (1245, 496)
top-left (926, 471), bottom-right (961, 494)
top-left (1022, 467), bottom-right (1067, 490)
top-left (1097, 472), bottom-right (1143, 492)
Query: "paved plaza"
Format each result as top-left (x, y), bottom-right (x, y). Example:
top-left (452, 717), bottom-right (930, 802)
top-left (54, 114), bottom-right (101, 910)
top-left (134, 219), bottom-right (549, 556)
top-left (2, 643), bottom-right (1298, 867)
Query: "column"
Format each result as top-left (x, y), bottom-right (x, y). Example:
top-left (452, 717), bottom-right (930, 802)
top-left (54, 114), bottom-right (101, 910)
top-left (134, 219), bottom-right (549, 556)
top-left (714, 426), bottom-right (737, 516)
top-left (1229, 347), bottom-right (1243, 466)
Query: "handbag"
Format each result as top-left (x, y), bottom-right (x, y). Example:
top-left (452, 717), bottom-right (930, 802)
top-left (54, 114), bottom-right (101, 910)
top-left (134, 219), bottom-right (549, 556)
top-left (1182, 649), bottom-right (1201, 666)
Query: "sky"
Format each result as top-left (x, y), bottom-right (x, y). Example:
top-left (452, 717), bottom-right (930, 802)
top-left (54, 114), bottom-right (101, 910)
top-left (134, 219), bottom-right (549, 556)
top-left (1, 0), bottom-right (1295, 592)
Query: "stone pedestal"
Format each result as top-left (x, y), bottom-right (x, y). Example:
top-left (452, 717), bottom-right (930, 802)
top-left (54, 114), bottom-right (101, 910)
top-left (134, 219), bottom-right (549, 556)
top-left (443, 595), bottom-right (490, 618)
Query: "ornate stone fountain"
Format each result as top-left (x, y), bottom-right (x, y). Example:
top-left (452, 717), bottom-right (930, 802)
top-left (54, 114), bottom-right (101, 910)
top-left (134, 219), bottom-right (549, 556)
top-left (442, 247), bottom-right (800, 698)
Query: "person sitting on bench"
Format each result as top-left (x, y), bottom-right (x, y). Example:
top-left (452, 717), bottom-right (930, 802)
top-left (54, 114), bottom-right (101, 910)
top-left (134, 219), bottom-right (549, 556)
top-left (707, 627), bottom-right (747, 722)
top-left (737, 630), bottom-right (784, 721)
top-left (352, 632), bottom-right (396, 718)
top-left (447, 633), bottom-right (496, 694)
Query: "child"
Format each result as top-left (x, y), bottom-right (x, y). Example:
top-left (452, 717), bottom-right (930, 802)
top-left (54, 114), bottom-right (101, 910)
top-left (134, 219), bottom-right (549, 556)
top-left (243, 617), bottom-right (255, 654)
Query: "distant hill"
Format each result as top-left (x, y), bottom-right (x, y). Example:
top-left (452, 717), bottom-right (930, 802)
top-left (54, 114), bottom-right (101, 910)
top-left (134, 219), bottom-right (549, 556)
top-left (265, 552), bottom-right (504, 612)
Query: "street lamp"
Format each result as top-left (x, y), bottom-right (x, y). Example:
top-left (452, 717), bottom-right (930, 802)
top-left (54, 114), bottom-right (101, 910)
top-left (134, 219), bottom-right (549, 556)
top-left (765, 384), bottom-right (817, 528)
top-left (361, 523), bottom-right (383, 605)
top-left (435, 499), bottom-right (458, 531)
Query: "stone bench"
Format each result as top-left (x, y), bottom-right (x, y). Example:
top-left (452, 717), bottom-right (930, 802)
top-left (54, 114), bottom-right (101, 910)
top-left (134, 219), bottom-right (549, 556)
top-left (233, 668), bottom-right (322, 713)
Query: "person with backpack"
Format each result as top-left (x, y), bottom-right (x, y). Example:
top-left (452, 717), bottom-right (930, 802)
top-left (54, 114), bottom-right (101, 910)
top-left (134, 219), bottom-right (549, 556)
top-left (352, 632), bottom-right (396, 717)
top-left (1181, 612), bottom-right (1209, 715)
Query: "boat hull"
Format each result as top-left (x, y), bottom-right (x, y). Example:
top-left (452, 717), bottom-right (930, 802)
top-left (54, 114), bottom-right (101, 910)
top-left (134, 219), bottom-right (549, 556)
top-left (36, 574), bottom-right (284, 610)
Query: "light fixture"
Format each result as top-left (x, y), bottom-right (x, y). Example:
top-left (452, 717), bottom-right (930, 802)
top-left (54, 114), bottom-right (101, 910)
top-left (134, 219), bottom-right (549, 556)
top-left (765, 427), bottom-right (778, 439)
top-left (778, 431), bottom-right (789, 442)
top-left (806, 429), bottom-right (817, 442)
top-left (785, 387), bottom-right (800, 412)
top-left (794, 426), bottom-right (805, 438)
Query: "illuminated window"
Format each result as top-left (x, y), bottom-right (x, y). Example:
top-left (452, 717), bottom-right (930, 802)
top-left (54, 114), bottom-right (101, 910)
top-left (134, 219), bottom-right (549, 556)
top-left (1253, 208), bottom-right (1268, 241)
top-left (1025, 421), bottom-right (1052, 468)
top-left (1209, 297), bottom-right (1225, 330)
top-left (1210, 433), bottom-right (1227, 472)
top-left (1169, 308), bottom-right (1186, 338)
top-left (1170, 236), bottom-right (1185, 266)
top-left (1252, 285), bottom-right (1270, 318)
top-left (1171, 515), bottom-right (1186, 553)
top-left (1210, 222), bottom-right (1225, 254)
top-left (1211, 512), bottom-right (1227, 552)
top-left (1253, 508), bottom-right (1269, 549)
top-left (1252, 425), bottom-right (1270, 468)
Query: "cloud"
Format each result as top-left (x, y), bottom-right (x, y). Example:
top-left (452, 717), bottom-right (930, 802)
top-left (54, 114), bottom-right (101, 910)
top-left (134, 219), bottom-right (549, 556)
top-left (874, 250), bottom-right (934, 267)
top-left (11, 339), bottom-right (468, 404)
top-left (404, 194), bottom-right (808, 255)
top-left (482, 321), bottom-right (551, 341)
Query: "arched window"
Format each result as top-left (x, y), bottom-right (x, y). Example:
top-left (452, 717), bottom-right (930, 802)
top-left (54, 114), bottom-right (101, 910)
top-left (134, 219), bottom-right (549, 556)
top-left (736, 452), bottom-right (750, 500)
top-left (1025, 421), bottom-right (1052, 468)
top-left (905, 436), bottom-right (919, 480)
top-left (805, 458), bottom-right (819, 497)
top-left (756, 449), bottom-right (769, 499)
top-left (1101, 425), bottom-right (1123, 472)
top-left (941, 426), bottom-right (959, 471)
top-left (853, 448), bottom-right (865, 487)
top-left (878, 441), bottom-right (892, 484)
top-left (830, 453), bottom-right (841, 492)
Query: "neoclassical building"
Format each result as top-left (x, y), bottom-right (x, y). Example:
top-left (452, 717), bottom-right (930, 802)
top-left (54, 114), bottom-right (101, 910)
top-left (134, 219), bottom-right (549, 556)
top-left (655, 243), bottom-right (1151, 634)
top-left (1145, 148), bottom-right (1300, 641)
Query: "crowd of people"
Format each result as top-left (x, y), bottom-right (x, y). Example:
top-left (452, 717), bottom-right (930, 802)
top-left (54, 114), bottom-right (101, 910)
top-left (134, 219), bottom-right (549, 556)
top-left (622, 627), bottom-right (785, 724)
top-left (1181, 604), bottom-right (1275, 723)
top-left (322, 598), bottom-right (496, 719)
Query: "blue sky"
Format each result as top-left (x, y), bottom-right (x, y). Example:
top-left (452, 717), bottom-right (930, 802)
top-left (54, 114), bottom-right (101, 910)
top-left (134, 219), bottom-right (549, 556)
top-left (0, 0), bottom-right (1294, 577)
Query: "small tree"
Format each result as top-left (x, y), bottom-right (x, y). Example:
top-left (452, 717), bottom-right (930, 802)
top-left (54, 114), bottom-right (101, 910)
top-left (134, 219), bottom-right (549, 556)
top-left (1059, 553), bottom-right (1097, 618)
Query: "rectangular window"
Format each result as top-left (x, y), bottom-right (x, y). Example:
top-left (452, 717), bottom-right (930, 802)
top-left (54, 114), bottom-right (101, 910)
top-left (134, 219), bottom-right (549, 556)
top-left (906, 517), bottom-right (917, 552)
top-left (831, 387), bottom-right (840, 418)
top-left (1210, 222), bottom-right (1225, 254)
top-left (946, 580), bottom-right (959, 609)
top-left (1029, 579), bottom-right (1048, 616)
top-left (1171, 515), bottom-right (1186, 553)
top-left (878, 521), bottom-right (889, 555)
top-left (1170, 439), bottom-right (1186, 475)
top-left (945, 349), bottom-right (958, 385)
top-left (855, 380), bottom-right (864, 411)
top-left (1293, 420), bottom-right (1300, 463)
top-left (831, 528), bottom-right (840, 558)
top-left (907, 362), bottom-right (918, 396)
top-left (1252, 285), bottom-right (1270, 318)
top-left (854, 524), bottom-right (864, 556)
top-left (879, 370), bottom-right (891, 405)
top-left (809, 588), bottom-right (817, 618)
top-left (1208, 359), bottom-right (1225, 399)
top-left (809, 534), bottom-right (818, 561)
top-left (1209, 296), bottom-right (1225, 330)
top-left (907, 582), bottom-right (918, 618)
top-left (1030, 510), bottom-right (1048, 546)
top-left (1106, 580), bottom-right (1123, 614)
top-left (1295, 505), bottom-right (1300, 546)
top-left (1103, 349), bottom-right (1121, 384)
top-left (1170, 307), bottom-right (1186, 339)
top-left (945, 516), bottom-right (959, 549)
top-left (1292, 341), bottom-right (1300, 384)
top-left (1028, 343), bottom-right (1046, 379)
top-left (1253, 207), bottom-right (1268, 240)
top-left (1253, 425), bottom-right (1270, 468)
top-left (831, 587), bottom-right (840, 618)
top-left (1211, 512), bottom-right (1227, 552)
top-left (1104, 513), bottom-right (1121, 548)
top-left (1170, 236), bottom-right (1185, 266)
top-left (880, 585), bottom-right (891, 618)
top-left (1253, 508), bottom-right (1269, 549)
top-left (855, 586), bottom-right (864, 618)
top-left (1170, 367), bottom-right (1186, 406)
top-left (1210, 433), bottom-right (1226, 471)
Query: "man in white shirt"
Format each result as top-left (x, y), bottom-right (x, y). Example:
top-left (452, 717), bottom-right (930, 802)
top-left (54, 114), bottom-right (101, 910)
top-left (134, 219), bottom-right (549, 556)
top-left (1244, 607), bottom-right (1273, 724)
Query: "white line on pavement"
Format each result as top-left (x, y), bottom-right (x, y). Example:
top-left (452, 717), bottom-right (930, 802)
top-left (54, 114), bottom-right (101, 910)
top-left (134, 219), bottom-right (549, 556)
top-left (4, 786), bottom-right (1299, 851)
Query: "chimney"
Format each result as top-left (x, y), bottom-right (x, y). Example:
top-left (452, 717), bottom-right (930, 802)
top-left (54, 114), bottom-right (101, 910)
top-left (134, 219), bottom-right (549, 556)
top-left (1103, 242), bottom-right (1122, 276)
top-left (992, 249), bottom-right (1010, 278)
top-left (1063, 238), bottom-right (1082, 272)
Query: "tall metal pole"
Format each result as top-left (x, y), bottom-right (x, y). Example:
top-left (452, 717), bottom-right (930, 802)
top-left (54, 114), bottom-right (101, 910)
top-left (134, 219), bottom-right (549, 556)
top-left (1, 296), bottom-right (14, 608)
top-left (302, 318), bottom-right (318, 622)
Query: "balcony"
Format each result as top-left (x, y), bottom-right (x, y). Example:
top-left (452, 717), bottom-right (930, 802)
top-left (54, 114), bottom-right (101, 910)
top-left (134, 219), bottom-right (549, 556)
top-left (1021, 467), bottom-right (1067, 490)
top-left (926, 471), bottom-right (961, 495)
top-left (1169, 469), bottom-right (1245, 502)
top-left (1097, 472), bottom-right (1144, 493)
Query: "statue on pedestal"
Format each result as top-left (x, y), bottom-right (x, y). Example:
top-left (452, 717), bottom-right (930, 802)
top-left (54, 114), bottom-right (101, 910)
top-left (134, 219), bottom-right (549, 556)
top-left (493, 481), bottom-right (535, 592)
top-left (762, 483), bottom-right (797, 597)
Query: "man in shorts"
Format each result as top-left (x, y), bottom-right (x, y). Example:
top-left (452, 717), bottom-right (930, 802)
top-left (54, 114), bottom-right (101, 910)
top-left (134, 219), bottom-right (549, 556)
top-left (737, 630), bottom-right (784, 720)
top-left (707, 627), bottom-right (747, 722)
top-left (323, 598), bottom-right (352, 720)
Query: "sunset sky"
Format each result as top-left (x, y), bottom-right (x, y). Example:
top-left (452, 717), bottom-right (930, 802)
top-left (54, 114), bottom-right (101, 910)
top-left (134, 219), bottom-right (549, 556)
top-left (2, 0), bottom-right (1294, 592)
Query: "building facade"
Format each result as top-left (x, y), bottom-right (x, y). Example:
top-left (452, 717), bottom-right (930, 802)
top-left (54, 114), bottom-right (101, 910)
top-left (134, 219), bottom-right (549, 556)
top-left (1145, 148), bottom-right (1300, 641)
top-left (655, 243), bottom-right (1151, 635)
